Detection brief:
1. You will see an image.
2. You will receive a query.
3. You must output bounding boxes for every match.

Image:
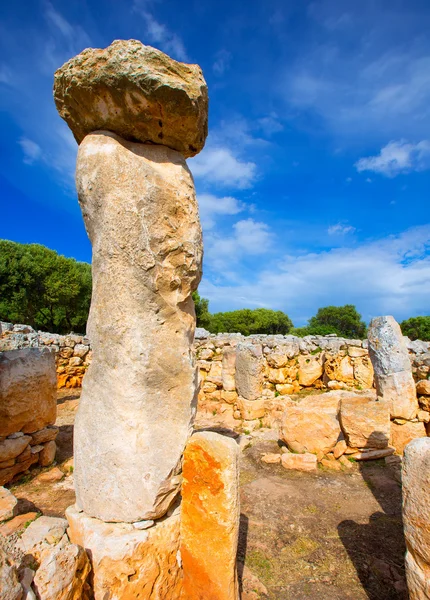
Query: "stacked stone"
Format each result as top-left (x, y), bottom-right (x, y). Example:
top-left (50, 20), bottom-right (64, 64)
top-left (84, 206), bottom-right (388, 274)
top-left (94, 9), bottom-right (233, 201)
top-left (0, 348), bottom-right (58, 485)
top-left (54, 39), bottom-right (239, 599)
top-left (368, 316), bottom-right (426, 457)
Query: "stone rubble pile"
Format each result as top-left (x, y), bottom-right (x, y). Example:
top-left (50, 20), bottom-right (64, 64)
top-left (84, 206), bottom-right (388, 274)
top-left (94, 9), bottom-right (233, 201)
top-left (0, 348), bottom-right (58, 486)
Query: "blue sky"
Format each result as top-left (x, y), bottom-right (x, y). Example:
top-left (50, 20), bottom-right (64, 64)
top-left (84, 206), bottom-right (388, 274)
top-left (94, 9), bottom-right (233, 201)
top-left (1, 0), bottom-right (430, 325)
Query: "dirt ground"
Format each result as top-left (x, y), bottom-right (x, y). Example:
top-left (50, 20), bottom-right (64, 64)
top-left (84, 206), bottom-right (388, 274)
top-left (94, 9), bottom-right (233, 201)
top-left (7, 390), bottom-right (408, 600)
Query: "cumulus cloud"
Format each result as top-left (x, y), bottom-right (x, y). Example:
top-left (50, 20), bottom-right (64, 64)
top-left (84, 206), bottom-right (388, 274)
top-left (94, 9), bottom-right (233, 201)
top-left (355, 140), bottom-right (430, 177)
top-left (198, 194), bottom-right (245, 230)
top-left (327, 223), bottom-right (356, 235)
top-left (18, 137), bottom-right (43, 165)
top-left (200, 225), bottom-right (430, 324)
top-left (204, 218), bottom-right (273, 275)
top-left (189, 147), bottom-right (257, 189)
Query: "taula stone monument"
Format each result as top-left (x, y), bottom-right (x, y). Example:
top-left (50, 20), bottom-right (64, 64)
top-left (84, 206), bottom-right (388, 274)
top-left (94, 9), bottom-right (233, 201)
top-left (54, 40), bottom-right (239, 599)
top-left (55, 40), bottom-right (206, 523)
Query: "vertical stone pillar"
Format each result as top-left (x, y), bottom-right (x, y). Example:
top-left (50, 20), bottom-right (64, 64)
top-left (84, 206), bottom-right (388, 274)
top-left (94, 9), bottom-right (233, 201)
top-left (235, 343), bottom-right (265, 420)
top-left (368, 315), bottom-right (418, 419)
top-left (181, 431), bottom-right (240, 600)
top-left (403, 438), bottom-right (430, 598)
top-left (53, 40), bottom-right (208, 523)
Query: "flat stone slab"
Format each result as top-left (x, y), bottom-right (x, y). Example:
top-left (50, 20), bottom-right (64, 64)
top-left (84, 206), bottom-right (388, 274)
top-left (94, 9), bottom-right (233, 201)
top-left (54, 39), bottom-right (208, 158)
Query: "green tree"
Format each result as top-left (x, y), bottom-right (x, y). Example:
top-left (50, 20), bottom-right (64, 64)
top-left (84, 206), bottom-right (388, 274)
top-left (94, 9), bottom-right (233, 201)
top-left (400, 316), bottom-right (430, 341)
top-left (192, 291), bottom-right (211, 329)
top-left (0, 240), bottom-right (92, 334)
top-left (207, 308), bottom-right (293, 336)
top-left (305, 304), bottom-right (367, 338)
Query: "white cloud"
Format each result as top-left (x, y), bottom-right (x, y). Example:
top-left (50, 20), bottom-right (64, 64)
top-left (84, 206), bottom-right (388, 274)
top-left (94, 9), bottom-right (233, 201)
top-left (198, 194), bottom-right (245, 230)
top-left (133, 1), bottom-right (188, 61)
top-left (258, 115), bottom-right (284, 136)
top-left (204, 218), bottom-right (273, 275)
top-left (200, 225), bottom-right (430, 324)
top-left (18, 137), bottom-right (43, 165)
top-left (189, 147), bottom-right (257, 189)
top-left (213, 49), bottom-right (231, 76)
top-left (355, 140), bottom-right (430, 177)
top-left (327, 223), bottom-right (356, 235)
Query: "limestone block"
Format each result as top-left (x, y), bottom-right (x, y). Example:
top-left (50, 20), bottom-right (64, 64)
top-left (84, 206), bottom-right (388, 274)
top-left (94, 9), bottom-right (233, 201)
top-left (237, 397), bottom-right (265, 421)
top-left (368, 316), bottom-right (418, 419)
top-left (67, 505), bottom-right (182, 600)
top-left (340, 396), bottom-right (390, 449)
top-left (403, 438), bottom-right (430, 597)
top-left (324, 355), bottom-right (354, 384)
top-left (266, 352), bottom-right (289, 368)
top-left (267, 367), bottom-right (287, 384)
top-left (348, 346), bottom-right (368, 358)
top-left (0, 436), bottom-right (31, 462)
top-left (235, 344), bottom-right (263, 401)
top-left (222, 348), bottom-right (236, 391)
top-left (221, 391), bottom-right (238, 405)
top-left (73, 344), bottom-right (89, 359)
top-left (73, 132), bottom-right (202, 522)
top-left (353, 356), bottom-right (374, 389)
top-left (417, 380), bottom-right (430, 395)
top-left (281, 453), bottom-right (317, 472)
top-left (0, 454), bottom-right (38, 486)
top-left (30, 426), bottom-right (59, 445)
top-left (39, 441), bottom-right (57, 467)
top-left (18, 515), bottom-right (90, 600)
top-left (349, 448), bottom-right (394, 460)
top-left (281, 392), bottom-right (342, 454)
top-left (206, 361), bottom-right (222, 385)
top-left (0, 348), bottom-right (56, 436)
top-left (0, 487), bottom-right (17, 522)
top-left (377, 371), bottom-right (418, 419)
top-left (54, 40), bottom-right (208, 158)
top-left (0, 541), bottom-right (22, 600)
top-left (390, 421), bottom-right (427, 455)
top-left (181, 431), bottom-right (240, 600)
top-left (298, 355), bottom-right (323, 386)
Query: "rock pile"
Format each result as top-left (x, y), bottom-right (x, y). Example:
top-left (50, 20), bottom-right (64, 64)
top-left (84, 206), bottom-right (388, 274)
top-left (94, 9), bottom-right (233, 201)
top-left (0, 348), bottom-right (58, 485)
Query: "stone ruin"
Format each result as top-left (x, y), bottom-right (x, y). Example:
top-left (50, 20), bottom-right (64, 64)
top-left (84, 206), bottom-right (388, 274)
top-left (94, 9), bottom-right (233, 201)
top-left (1, 40), bottom-right (430, 600)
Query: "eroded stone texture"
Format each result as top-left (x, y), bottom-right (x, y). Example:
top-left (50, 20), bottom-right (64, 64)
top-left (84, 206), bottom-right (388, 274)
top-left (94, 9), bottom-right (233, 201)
top-left (235, 344), bottom-right (263, 401)
top-left (368, 316), bottom-right (418, 419)
top-left (0, 540), bottom-right (22, 600)
top-left (73, 132), bottom-right (202, 522)
top-left (340, 396), bottom-right (390, 449)
top-left (281, 453), bottom-right (317, 472)
top-left (181, 431), bottom-right (240, 600)
top-left (0, 348), bottom-right (57, 436)
top-left (281, 392), bottom-right (342, 454)
top-left (222, 348), bottom-right (236, 392)
top-left (0, 487), bottom-right (17, 522)
top-left (66, 505), bottom-right (182, 600)
top-left (403, 438), bottom-right (430, 598)
top-left (390, 421), bottom-right (426, 455)
top-left (54, 40), bottom-right (208, 158)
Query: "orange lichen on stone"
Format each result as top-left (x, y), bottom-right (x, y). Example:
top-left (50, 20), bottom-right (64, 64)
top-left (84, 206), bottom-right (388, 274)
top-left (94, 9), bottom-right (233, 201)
top-left (180, 431), bottom-right (240, 600)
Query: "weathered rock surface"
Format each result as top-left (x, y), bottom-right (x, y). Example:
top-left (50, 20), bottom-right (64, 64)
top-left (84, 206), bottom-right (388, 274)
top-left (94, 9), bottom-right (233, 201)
top-left (0, 437), bottom-right (31, 462)
top-left (181, 431), bottom-right (240, 600)
top-left (390, 421), bottom-right (426, 455)
top-left (368, 316), bottom-right (418, 419)
top-left (0, 487), bottom-right (17, 521)
top-left (340, 396), bottom-right (390, 449)
top-left (349, 447), bottom-right (395, 460)
top-left (403, 438), bottom-right (430, 598)
top-left (73, 131), bottom-right (202, 522)
top-left (0, 348), bottom-right (57, 436)
top-left (281, 453), bottom-right (317, 472)
top-left (281, 392), bottom-right (342, 454)
top-left (417, 380), bottom-right (430, 396)
top-left (54, 40), bottom-right (208, 158)
top-left (297, 355), bottom-right (323, 386)
top-left (222, 348), bottom-right (236, 392)
top-left (235, 344), bottom-right (263, 401)
top-left (67, 505), bottom-right (182, 599)
top-left (0, 540), bottom-right (22, 600)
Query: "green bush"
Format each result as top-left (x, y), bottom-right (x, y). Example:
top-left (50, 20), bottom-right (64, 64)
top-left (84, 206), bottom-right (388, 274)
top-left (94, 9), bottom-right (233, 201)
top-left (400, 316), bottom-right (430, 341)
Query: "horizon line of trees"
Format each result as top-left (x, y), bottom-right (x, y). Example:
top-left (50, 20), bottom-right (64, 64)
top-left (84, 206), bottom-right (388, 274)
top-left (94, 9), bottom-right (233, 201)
top-left (1, 239), bottom-right (429, 340)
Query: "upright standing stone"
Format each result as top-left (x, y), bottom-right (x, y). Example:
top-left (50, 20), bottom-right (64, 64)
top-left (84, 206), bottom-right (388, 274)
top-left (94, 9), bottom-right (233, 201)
top-left (180, 432), bottom-right (240, 600)
top-left (403, 438), bottom-right (430, 598)
top-left (235, 343), bottom-right (263, 401)
top-left (368, 316), bottom-right (418, 419)
top-left (54, 40), bottom-right (207, 523)
top-left (222, 348), bottom-right (236, 392)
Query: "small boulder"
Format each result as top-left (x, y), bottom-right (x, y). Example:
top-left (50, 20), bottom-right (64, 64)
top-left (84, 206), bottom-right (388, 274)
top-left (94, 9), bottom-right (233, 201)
top-left (281, 453), bottom-right (317, 472)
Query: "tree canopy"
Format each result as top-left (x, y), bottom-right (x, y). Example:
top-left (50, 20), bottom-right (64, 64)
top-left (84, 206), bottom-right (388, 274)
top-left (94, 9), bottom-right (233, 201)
top-left (0, 240), bottom-right (91, 334)
top-left (207, 308), bottom-right (293, 336)
top-left (192, 291), bottom-right (211, 329)
top-left (292, 304), bottom-right (367, 338)
top-left (400, 316), bottom-right (430, 341)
